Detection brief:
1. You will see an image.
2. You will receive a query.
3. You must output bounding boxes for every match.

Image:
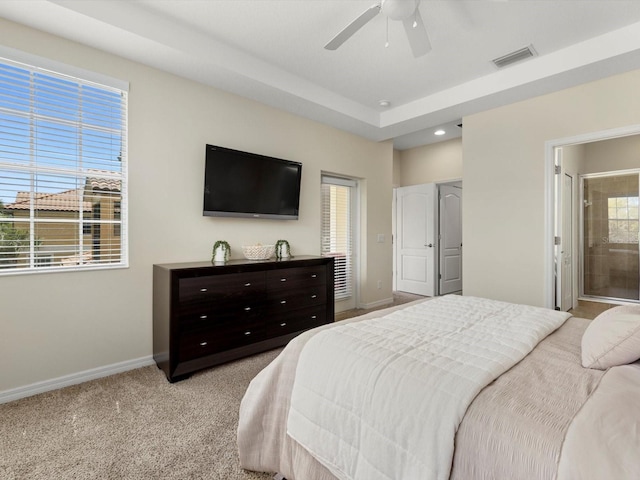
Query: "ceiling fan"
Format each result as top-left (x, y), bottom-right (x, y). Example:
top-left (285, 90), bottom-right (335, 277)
top-left (324, 0), bottom-right (431, 57)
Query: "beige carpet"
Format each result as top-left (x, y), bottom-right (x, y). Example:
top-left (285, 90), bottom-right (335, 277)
top-left (0, 349), bottom-right (282, 480)
top-left (1, 292), bottom-right (426, 479)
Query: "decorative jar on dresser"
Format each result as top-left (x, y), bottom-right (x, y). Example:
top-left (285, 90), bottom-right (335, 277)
top-left (153, 255), bottom-right (334, 382)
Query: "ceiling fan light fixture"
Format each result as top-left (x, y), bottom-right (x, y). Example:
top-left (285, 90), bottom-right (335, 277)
top-left (381, 0), bottom-right (419, 21)
top-left (434, 129), bottom-right (446, 136)
top-left (325, 0), bottom-right (429, 57)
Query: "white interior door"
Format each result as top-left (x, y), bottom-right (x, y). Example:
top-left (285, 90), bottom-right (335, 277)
top-left (439, 184), bottom-right (462, 295)
top-left (560, 173), bottom-right (573, 311)
top-left (555, 147), bottom-right (574, 312)
top-left (395, 183), bottom-right (436, 296)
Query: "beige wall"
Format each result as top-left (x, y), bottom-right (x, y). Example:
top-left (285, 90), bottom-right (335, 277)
top-left (392, 149), bottom-right (402, 187)
top-left (463, 69), bottom-right (640, 307)
top-left (562, 134), bottom-right (640, 175)
top-left (583, 134), bottom-right (640, 174)
top-left (0, 19), bottom-right (393, 393)
top-left (396, 138), bottom-right (462, 186)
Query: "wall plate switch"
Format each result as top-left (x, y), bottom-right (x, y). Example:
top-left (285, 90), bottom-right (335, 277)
top-left (377, 234), bottom-right (385, 243)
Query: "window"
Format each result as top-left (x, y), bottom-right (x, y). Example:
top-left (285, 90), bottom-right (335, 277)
top-left (0, 50), bottom-right (128, 273)
top-left (321, 175), bottom-right (356, 301)
top-left (608, 195), bottom-right (639, 244)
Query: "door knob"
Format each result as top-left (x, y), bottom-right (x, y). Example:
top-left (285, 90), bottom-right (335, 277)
top-left (425, 243), bottom-right (433, 248)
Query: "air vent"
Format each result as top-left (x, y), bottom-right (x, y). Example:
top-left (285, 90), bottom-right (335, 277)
top-left (492, 45), bottom-right (537, 69)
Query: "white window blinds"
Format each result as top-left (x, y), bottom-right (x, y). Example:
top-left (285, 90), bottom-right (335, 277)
top-left (0, 52), bottom-right (128, 274)
top-left (321, 175), bottom-right (356, 300)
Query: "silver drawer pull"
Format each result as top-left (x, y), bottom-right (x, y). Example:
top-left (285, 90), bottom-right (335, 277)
top-left (311, 315), bottom-right (317, 319)
top-left (200, 288), bottom-right (207, 292)
top-left (244, 282), bottom-right (251, 287)
top-left (199, 315), bottom-right (207, 319)
top-left (244, 306), bottom-right (251, 311)
top-left (311, 294), bottom-right (317, 299)
top-left (280, 278), bottom-right (287, 282)
top-left (311, 274), bottom-right (317, 278)
top-left (280, 322), bottom-right (287, 327)
top-left (199, 341), bottom-right (208, 347)
top-left (244, 331), bottom-right (251, 336)
top-left (280, 300), bottom-right (287, 304)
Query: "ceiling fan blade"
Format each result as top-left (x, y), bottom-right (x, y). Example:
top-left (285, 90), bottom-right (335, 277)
top-left (402, 9), bottom-right (431, 57)
top-left (325, 4), bottom-right (381, 51)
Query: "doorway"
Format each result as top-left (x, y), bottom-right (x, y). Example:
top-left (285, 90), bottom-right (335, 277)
top-left (547, 125), bottom-right (640, 309)
top-left (393, 181), bottom-right (463, 297)
top-left (321, 174), bottom-right (358, 312)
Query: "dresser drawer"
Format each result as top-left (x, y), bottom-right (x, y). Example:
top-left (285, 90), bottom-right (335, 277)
top-left (178, 303), bottom-right (263, 331)
top-left (267, 266), bottom-right (326, 291)
top-left (178, 321), bottom-right (266, 361)
top-left (267, 304), bottom-right (327, 338)
top-left (178, 271), bottom-right (265, 305)
top-left (268, 285), bottom-right (326, 312)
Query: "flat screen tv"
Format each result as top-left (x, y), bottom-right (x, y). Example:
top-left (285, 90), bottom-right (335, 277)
top-left (203, 144), bottom-right (302, 220)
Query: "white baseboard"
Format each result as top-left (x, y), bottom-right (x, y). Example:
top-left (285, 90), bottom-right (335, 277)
top-left (359, 297), bottom-right (394, 310)
top-left (0, 355), bottom-right (155, 405)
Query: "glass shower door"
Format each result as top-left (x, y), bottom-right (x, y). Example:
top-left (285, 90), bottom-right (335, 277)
top-left (582, 172), bottom-right (639, 301)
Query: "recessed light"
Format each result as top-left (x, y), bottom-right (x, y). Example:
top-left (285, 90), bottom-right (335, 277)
top-left (434, 129), bottom-right (446, 136)
top-left (378, 100), bottom-right (391, 108)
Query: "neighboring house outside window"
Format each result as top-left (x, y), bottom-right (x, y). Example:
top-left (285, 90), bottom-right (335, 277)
top-left (0, 49), bottom-right (128, 273)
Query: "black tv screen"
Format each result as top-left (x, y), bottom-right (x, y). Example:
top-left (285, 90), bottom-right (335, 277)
top-left (203, 145), bottom-right (302, 220)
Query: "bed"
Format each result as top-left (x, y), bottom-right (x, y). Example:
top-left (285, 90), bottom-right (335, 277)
top-left (237, 295), bottom-right (640, 480)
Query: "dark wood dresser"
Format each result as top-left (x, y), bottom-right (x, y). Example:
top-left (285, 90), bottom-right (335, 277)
top-left (153, 255), bottom-right (334, 382)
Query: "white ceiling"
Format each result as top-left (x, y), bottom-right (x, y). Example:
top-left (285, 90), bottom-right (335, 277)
top-left (2, 0), bottom-right (640, 149)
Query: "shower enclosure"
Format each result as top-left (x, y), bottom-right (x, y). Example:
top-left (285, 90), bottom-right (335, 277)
top-left (581, 172), bottom-right (639, 301)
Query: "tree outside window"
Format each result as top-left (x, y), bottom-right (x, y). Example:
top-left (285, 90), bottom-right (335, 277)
top-left (608, 196), bottom-right (639, 244)
top-left (0, 200), bottom-right (33, 268)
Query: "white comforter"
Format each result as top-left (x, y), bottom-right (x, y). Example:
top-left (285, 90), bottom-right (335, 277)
top-left (286, 295), bottom-right (570, 480)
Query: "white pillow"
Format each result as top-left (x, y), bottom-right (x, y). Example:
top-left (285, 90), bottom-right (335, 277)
top-left (581, 305), bottom-right (640, 370)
